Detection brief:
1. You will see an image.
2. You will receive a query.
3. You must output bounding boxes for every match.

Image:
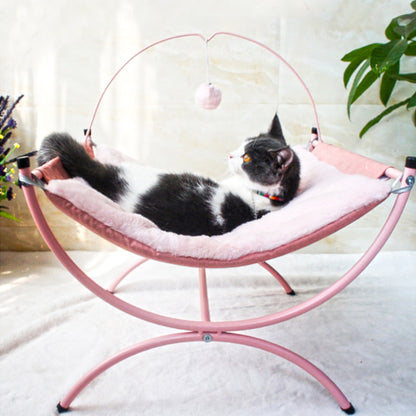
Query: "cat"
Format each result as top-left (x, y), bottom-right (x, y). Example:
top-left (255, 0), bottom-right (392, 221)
top-left (37, 114), bottom-right (300, 236)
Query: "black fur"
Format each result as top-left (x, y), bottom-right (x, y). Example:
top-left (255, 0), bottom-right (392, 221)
top-left (37, 133), bottom-right (127, 202)
top-left (219, 192), bottom-right (256, 233)
top-left (136, 173), bottom-right (258, 235)
top-left (136, 173), bottom-right (225, 236)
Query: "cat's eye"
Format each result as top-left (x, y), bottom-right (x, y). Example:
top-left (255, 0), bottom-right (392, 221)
top-left (243, 154), bottom-right (251, 163)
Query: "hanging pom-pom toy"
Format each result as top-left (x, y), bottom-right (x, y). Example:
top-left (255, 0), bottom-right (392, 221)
top-left (195, 40), bottom-right (222, 110)
top-left (194, 83), bottom-right (222, 110)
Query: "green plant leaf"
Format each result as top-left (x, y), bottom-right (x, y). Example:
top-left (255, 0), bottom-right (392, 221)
top-left (347, 59), bottom-right (371, 119)
top-left (393, 12), bottom-right (416, 39)
top-left (352, 70), bottom-right (378, 103)
top-left (385, 17), bottom-right (402, 40)
top-left (390, 72), bottom-right (416, 83)
top-left (407, 91), bottom-right (416, 108)
top-left (343, 58), bottom-right (363, 87)
top-left (0, 211), bottom-right (20, 222)
top-left (370, 40), bottom-right (408, 74)
top-left (405, 41), bottom-right (416, 56)
top-left (413, 109), bottom-right (416, 126)
top-left (412, 1), bottom-right (416, 11)
top-left (341, 43), bottom-right (381, 62)
top-left (405, 18), bottom-right (416, 39)
top-left (359, 98), bottom-right (410, 137)
top-left (380, 62), bottom-right (400, 106)
top-left (386, 11), bottom-right (416, 40)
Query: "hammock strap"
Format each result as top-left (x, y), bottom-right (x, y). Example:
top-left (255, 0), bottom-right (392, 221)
top-left (391, 174), bottom-right (415, 194)
top-left (18, 173), bottom-right (46, 190)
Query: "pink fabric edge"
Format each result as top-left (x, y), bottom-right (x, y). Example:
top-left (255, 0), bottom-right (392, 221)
top-left (45, 191), bottom-right (386, 268)
top-left (312, 142), bottom-right (391, 179)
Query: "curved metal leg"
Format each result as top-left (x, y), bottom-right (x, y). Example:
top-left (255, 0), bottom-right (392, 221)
top-left (213, 332), bottom-right (354, 414)
top-left (107, 257), bottom-right (149, 293)
top-left (57, 332), bottom-right (202, 412)
top-left (258, 261), bottom-right (295, 295)
top-left (57, 330), bottom-right (354, 413)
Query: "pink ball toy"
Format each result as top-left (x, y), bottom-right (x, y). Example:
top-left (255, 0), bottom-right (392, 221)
top-left (194, 83), bottom-right (222, 110)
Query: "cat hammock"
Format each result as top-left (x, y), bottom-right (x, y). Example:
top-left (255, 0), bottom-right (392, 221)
top-left (18, 32), bottom-right (415, 414)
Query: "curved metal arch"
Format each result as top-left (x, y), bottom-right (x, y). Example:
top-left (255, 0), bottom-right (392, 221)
top-left (84, 31), bottom-right (322, 149)
top-left (57, 331), bottom-right (353, 413)
top-left (20, 165), bottom-right (414, 334)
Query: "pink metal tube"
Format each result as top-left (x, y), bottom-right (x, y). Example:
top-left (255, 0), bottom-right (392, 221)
top-left (58, 331), bottom-right (352, 412)
top-left (107, 257), bottom-right (149, 293)
top-left (20, 165), bottom-right (414, 333)
top-left (258, 261), bottom-right (295, 294)
top-left (198, 268), bottom-right (211, 321)
top-left (85, 31), bottom-right (322, 150)
top-left (58, 332), bottom-right (202, 411)
top-left (206, 31), bottom-right (322, 140)
top-left (230, 167), bottom-right (415, 330)
top-left (213, 332), bottom-right (353, 412)
top-left (19, 170), bottom-right (198, 330)
top-left (84, 33), bottom-right (207, 146)
top-left (384, 167), bottom-right (402, 180)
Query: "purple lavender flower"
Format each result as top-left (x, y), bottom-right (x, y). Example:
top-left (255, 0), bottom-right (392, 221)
top-left (6, 187), bottom-right (14, 201)
top-left (0, 96), bottom-right (9, 117)
top-left (0, 95), bottom-right (23, 131)
top-left (1, 94), bottom-right (23, 222)
top-left (6, 118), bottom-right (17, 129)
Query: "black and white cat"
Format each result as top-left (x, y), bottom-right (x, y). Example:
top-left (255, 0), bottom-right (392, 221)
top-left (37, 115), bottom-right (300, 236)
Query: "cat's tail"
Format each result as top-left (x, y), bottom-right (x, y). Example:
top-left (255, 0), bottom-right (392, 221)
top-left (37, 133), bottom-right (95, 177)
top-left (37, 133), bottom-right (127, 201)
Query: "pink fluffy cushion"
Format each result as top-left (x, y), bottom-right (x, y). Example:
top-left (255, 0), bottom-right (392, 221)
top-left (44, 146), bottom-right (391, 265)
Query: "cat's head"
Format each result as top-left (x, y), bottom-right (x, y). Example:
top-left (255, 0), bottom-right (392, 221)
top-left (229, 115), bottom-right (300, 205)
top-left (229, 114), bottom-right (300, 202)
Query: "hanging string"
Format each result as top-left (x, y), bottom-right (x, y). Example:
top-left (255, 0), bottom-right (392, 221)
top-left (205, 40), bottom-right (211, 85)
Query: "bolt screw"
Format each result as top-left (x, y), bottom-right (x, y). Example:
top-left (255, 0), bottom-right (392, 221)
top-left (202, 334), bottom-right (213, 343)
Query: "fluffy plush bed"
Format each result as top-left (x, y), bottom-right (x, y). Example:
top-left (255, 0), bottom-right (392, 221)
top-left (42, 145), bottom-right (391, 262)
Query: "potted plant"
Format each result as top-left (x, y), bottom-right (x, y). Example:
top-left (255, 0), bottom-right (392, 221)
top-left (342, 1), bottom-right (416, 137)
top-left (0, 95), bottom-right (24, 221)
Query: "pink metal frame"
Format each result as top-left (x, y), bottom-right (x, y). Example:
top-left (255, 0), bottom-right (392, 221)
top-left (83, 31), bottom-right (322, 156)
top-left (18, 32), bottom-right (416, 414)
top-left (19, 169), bottom-right (414, 414)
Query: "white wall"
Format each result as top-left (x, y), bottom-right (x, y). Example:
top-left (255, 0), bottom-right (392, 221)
top-left (1, 0), bottom-right (415, 251)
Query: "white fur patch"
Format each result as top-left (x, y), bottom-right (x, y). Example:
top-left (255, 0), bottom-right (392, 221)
top-left (210, 187), bottom-right (226, 226)
top-left (228, 142), bottom-right (245, 175)
top-left (117, 162), bottom-right (161, 212)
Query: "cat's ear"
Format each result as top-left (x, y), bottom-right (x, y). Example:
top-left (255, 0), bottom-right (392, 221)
top-left (270, 147), bottom-right (294, 169)
top-left (269, 114), bottom-right (285, 141)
